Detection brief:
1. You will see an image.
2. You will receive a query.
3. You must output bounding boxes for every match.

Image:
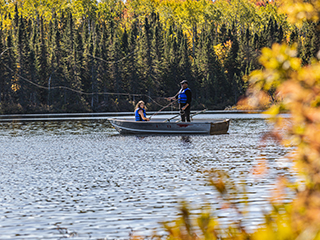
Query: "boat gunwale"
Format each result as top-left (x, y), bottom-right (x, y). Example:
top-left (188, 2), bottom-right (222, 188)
top-left (109, 124), bottom-right (210, 134)
top-left (108, 118), bottom-right (229, 125)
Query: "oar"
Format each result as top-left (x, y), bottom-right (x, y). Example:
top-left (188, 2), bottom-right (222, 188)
top-left (175, 108), bottom-right (208, 122)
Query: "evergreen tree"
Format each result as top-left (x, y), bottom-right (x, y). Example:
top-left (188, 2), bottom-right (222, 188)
top-left (96, 22), bottom-right (110, 108)
top-left (289, 28), bottom-right (298, 45)
top-left (103, 20), bottom-right (118, 109)
top-left (3, 32), bottom-right (16, 108)
top-left (276, 25), bottom-right (284, 43)
top-left (16, 16), bottom-right (29, 109)
top-left (259, 25), bottom-right (269, 49)
top-left (0, 26), bottom-right (5, 105)
top-left (36, 17), bottom-right (49, 106)
top-left (108, 30), bottom-right (122, 107)
top-left (238, 27), bottom-right (258, 87)
top-left (313, 21), bottom-right (320, 53)
top-left (142, 16), bottom-right (154, 98)
top-left (267, 17), bottom-right (275, 47)
top-left (71, 17), bottom-right (86, 111)
top-left (150, 14), bottom-right (165, 96)
top-left (13, 3), bottom-right (19, 30)
top-left (218, 23), bottom-right (227, 43)
top-left (224, 31), bottom-right (241, 104)
top-left (300, 23), bottom-right (316, 65)
top-left (15, 16), bottom-right (38, 110)
top-left (163, 25), bottom-right (180, 97)
top-left (178, 35), bottom-right (192, 90)
top-left (125, 20), bottom-right (140, 104)
top-left (60, 12), bottom-right (84, 111)
top-left (83, 30), bottom-right (97, 110)
top-left (0, 1), bottom-right (312, 112)
top-left (30, 18), bottom-right (38, 53)
top-left (195, 32), bottom-right (215, 106)
top-left (49, 13), bottom-right (63, 108)
top-left (119, 28), bottom-right (130, 93)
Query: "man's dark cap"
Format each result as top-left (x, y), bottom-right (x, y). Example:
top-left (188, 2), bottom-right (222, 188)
top-left (180, 80), bottom-right (188, 84)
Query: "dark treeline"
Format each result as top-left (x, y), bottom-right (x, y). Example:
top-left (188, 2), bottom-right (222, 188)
top-left (0, 6), bottom-right (318, 113)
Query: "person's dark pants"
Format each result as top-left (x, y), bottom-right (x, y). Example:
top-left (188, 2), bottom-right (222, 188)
top-left (180, 103), bottom-right (191, 122)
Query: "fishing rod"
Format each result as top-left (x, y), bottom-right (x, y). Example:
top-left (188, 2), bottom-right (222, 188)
top-left (149, 99), bottom-right (178, 120)
top-left (174, 108), bottom-right (208, 123)
top-left (191, 108), bottom-right (208, 119)
top-left (164, 112), bottom-right (180, 122)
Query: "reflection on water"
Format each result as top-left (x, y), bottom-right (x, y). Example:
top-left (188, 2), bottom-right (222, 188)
top-left (0, 116), bottom-right (296, 239)
top-left (181, 136), bottom-right (192, 143)
top-left (0, 120), bottom-right (114, 136)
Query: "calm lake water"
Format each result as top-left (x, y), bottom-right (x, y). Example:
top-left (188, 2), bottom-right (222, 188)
top-left (0, 114), bottom-right (295, 239)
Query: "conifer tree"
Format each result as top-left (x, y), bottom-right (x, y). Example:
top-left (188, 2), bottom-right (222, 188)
top-left (119, 28), bottom-right (130, 94)
top-left (134, 17), bottom-right (148, 98)
top-left (224, 31), bottom-right (241, 104)
top-left (3, 32), bottom-right (16, 108)
top-left (267, 17), bottom-right (275, 47)
top-left (60, 13), bottom-right (73, 108)
top-left (141, 16), bottom-right (154, 98)
top-left (16, 16), bottom-right (28, 109)
top-left (276, 25), bottom-right (284, 43)
top-left (218, 23), bottom-right (227, 43)
top-left (238, 27), bottom-right (258, 87)
top-left (13, 3), bottom-right (19, 31)
top-left (150, 14), bottom-right (166, 98)
top-left (15, 16), bottom-right (37, 109)
top-left (96, 22), bottom-right (110, 107)
top-left (289, 28), bottom-right (298, 45)
top-left (49, 14), bottom-right (63, 108)
top-left (0, 0), bottom-right (315, 112)
top-left (37, 17), bottom-right (49, 106)
top-left (125, 20), bottom-right (140, 103)
top-left (0, 26), bottom-right (5, 105)
top-left (313, 21), bottom-right (320, 53)
top-left (83, 30), bottom-right (98, 109)
top-left (196, 31), bottom-right (215, 105)
top-left (300, 23), bottom-right (316, 65)
top-left (163, 25), bottom-right (180, 96)
top-left (103, 20), bottom-right (119, 108)
top-left (259, 25), bottom-right (269, 49)
top-left (72, 22), bottom-right (86, 111)
top-left (30, 19), bottom-right (38, 53)
top-left (108, 30), bottom-right (122, 105)
top-left (60, 12), bottom-right (84, 111)
top-left (178, 35), bottom-right (192, 89)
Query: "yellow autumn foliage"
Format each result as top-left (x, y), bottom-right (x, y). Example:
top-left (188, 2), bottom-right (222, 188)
top-left (213, 40), bottom-right (232, 67)
top-left (132, 0), bottom-right (320, 239)
top-left (242, 4), bottom-right (320, 239)
top-left (278, 0), bottom-right (320, 28)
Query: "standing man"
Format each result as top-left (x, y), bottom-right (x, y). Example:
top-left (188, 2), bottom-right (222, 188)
top-left (168, 80), bottom-right (192, 122)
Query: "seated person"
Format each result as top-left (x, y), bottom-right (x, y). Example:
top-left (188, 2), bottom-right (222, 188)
top-left (135, 100), bottom-right (150, 121)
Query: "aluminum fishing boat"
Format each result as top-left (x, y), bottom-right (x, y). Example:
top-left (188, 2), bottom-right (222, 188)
top-left (108, 118), bottom-right (230, 135)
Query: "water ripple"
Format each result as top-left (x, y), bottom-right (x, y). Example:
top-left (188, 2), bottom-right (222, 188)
top-left (0, 116), bottom-right (295, 239)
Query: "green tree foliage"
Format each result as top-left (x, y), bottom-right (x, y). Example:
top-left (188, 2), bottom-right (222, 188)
top-left (0, 25), bottom-right (5, 105)
top-left (0, 0), bottom-right (312, 113)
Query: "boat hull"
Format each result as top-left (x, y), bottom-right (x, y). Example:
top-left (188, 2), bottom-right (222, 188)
top-left (108, 118), bottom-right (230, 135)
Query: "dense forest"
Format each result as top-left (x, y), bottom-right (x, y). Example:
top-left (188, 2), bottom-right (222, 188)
top-left (0, 0), bottom-right (319, 113)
